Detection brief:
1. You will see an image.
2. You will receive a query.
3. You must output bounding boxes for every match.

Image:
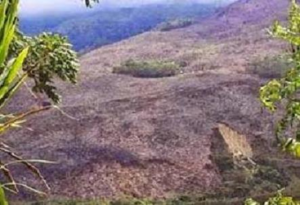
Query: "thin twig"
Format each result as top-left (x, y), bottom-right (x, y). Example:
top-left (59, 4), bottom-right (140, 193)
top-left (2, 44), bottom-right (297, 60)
top-left (0, 147), bottom-right (50, 191)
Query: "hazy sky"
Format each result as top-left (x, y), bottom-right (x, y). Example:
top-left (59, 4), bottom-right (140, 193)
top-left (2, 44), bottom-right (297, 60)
top-left (20, 0), bottom-right (235, 15)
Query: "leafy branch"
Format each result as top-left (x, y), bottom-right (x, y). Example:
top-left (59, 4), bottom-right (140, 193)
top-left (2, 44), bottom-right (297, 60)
top-left (10, 32), bottom-right (79, 104)
top-left (260, 0), bottom-right (300, 158)
top-left (0, 0), bottom-right (91, 202)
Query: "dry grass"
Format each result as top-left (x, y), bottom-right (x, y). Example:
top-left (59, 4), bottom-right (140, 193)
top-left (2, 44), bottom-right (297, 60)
top-left (218, 123), bottom-right (253, 160)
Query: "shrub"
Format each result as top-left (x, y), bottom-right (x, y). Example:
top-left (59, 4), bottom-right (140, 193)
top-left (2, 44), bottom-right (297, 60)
top-left (247, 55), bottom-right (293, 79)
top-left (155, 19), bottom-right (193, 32)
top-left (113, 59), bottom-right (180, 78)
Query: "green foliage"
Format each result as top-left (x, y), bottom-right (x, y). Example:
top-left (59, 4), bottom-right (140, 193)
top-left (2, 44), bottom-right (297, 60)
top-left (0, 46), bottom-right (28, 109)
top-left (0, 0), bottom-right (32, 201)
top-left (0, 0), bottom-right (29, 117)
top-left (245, 191), bottom-right (300, 205)
top-left (0, 0), bottom-right (18, 65)
top-left (0, 0), bottom-right (59, 199)
top-left (0, 186), bottom-right (7, 205)
top-left (0, 0), bottom-right (82, 202)
top-left (247, 1), bottom-right (300, 204)
top-left (155, 19), bottom-right (194, 32)
top-left (248, 55), bottom-right (293, 79)
top-left (259, 0), bottom-right (300, 157)
top-left (113, 59), bottom-right (180, 78)
top-left (11, 32), bottom-right (79, 103)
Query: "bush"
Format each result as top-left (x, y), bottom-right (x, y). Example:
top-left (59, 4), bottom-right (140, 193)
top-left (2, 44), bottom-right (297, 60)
top-left (156, 19), bottom-right (193, 32)
top-left (113, 59), bottom-right (180, 78)
top-left (247, 55), bottom-right (293, 79)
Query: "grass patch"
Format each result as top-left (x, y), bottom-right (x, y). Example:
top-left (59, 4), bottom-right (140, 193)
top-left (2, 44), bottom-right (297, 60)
top-left (113, 59), bottom-right (180, 78)
top-left (155, 19), bottom-right (194, 32)
top-left (247, 55), bottom-right (293, 79)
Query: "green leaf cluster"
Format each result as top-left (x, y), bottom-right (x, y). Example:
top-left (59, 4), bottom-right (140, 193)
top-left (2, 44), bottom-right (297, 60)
top-left (0, 0), bottom-right (29, 109)
top-left (245, 191), bottom-right (300, 205)
top-left (250, 1), bottom-right (300, 203)
top-left (10, 32), bottom-right (79, 103)
top-left (0, 0), bottom-right (29, 203)
top-left (0, 0), bottom-right (83, 202)
top-left (259, 0), bottom-right (300, 157)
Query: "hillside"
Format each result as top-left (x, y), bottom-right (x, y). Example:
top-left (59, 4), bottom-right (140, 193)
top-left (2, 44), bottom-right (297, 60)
top-left (19, 3), bottom-right (217, 52)
top-left (7, 0), bottom-right (297, 202)
top-left (81, 0), bottom-right (287, 74)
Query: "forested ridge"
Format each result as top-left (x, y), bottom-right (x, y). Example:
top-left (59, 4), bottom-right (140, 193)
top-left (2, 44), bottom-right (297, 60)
top-left (19, 3), bottom-right (217, 52)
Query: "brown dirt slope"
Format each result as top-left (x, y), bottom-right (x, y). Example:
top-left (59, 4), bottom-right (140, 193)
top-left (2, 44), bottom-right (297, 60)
top-left (5, 0), bottom-right (299, 201)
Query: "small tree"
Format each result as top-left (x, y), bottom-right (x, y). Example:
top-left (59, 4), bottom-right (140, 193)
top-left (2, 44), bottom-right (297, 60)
top-left (247, 0), bottom-right (300, 204)
top-left (0, 0), bottom-right (93, 203)
top-left (260, 0), bottom-right (300, 159)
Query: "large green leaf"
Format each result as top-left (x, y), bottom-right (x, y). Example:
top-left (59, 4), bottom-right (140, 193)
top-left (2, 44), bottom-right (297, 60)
top-left (0, 0), bottom-right (18, 67)
top-left (0, 1), bottom-right (8, 37)
top-left (0, 186), bottom-right (7, 205)
top-left (0, 47), bottom-right (29, 107)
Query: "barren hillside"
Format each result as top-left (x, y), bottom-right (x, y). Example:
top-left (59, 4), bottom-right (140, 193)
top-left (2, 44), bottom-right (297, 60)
top-left (80, 0), bottom-right (288, 75)
top-left (6, 0), bottom-right (298, 202)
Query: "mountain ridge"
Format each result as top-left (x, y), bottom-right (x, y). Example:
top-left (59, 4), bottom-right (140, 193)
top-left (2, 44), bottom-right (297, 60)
top-left (20, 3), bottom-right (218, 52)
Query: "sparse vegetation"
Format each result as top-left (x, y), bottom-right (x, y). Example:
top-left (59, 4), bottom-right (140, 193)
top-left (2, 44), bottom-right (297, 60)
top-left (113, 59), bottom-right (181, 78)
top-left (260, 0), bottom-right (300, 160)
top-left (155, 19), bottom-right (194, 32)
top-left (247, 55), bottom-right (292, 79)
